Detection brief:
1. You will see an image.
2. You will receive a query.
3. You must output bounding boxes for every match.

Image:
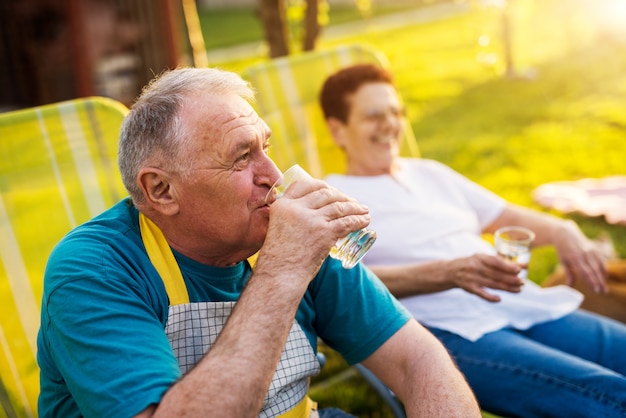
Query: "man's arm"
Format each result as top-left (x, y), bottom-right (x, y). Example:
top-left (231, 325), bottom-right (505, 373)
top-left (361, 319), bottom-right (481, 417)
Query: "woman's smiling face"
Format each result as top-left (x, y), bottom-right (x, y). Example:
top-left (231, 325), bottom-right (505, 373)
top-left (332, 82), bottom-right (405, 176)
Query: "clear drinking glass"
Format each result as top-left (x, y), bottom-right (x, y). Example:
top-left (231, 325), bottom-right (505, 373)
top-left (494, 226), bottom-right (535, 278)
top-left (265, 164), bottom-right (377, 269)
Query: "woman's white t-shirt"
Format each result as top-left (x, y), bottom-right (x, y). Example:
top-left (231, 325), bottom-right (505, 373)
top-left (326, 158), bottom-right (582, 341)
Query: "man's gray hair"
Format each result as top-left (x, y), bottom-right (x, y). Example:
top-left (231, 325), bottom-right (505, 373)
top-left (118, 67), bottom-right (255, 202)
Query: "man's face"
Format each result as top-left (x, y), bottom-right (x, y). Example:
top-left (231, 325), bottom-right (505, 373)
top-left (334, 82), bottom-right (404, 176)
top-left (168, 92), bottom-right (281, 265)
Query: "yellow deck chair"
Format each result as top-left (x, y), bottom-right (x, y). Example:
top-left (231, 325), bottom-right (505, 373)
top-left (242, 43), bottom-right (419, 178)
top-left (0, 97), bottom-right (128, 418)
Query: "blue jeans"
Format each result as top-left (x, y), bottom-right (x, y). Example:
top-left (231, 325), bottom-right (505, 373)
top-left (429, 310), bottom-right (626, 417)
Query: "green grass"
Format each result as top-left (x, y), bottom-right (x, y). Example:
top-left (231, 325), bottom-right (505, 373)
top-left (199, 0), bottom-right (626, 415)
top-left (197, 2), bottom-right (448, 50)
top-left (198, 7), bottom-right (262, 49)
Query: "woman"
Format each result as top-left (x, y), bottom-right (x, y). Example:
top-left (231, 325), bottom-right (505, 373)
top-left (321, 63), bottom-right (626, 418)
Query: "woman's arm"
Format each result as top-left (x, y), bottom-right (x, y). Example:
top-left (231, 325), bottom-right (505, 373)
top-left (485, 204), bottom-right (608, 293)
top-left (370, 254), bottom-right (524, 303)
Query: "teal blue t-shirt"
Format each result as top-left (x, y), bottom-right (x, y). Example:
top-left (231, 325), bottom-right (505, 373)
top-left (37, 199), bottom-right (410, 418)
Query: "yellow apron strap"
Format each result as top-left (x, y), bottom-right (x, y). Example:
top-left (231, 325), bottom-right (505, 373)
top-left (277, 396), bottom-right (318, 418)
top-left (139, 213), bottom-right (189, 305)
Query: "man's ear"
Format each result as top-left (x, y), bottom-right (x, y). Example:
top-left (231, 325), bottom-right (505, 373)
top-left (137, 167), bottom-right (179, 216)
top-left (327, 117), bottom-right (347, 148)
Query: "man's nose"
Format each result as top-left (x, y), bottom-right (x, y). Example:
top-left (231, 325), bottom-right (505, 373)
top-left (255, 154), bottom-right (282, 187)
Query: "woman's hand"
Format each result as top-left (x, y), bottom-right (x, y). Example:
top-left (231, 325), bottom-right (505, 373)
top-left (552, 220), bottom-right (608, 293)
top-left (444, 254), bottom-right (525, 302)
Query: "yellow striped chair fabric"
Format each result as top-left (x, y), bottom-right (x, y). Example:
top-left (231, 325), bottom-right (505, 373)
top-left (0, 97), bottom-right (128, 418)
top-left (242, 43), bottom-right (419, 178)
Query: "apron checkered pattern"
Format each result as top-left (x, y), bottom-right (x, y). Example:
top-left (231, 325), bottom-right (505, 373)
top-left (165, 301), bottom-right (320, 416)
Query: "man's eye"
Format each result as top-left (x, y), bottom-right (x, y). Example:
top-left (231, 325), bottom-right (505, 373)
top-left (237, 153), bottom-right (250, 162)
top-left (233, 153), bottom-right (251, 168)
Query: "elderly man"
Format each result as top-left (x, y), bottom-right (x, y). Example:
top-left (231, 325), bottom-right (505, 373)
top-left (36, 67), bottom-right (480, 418)
top-left (321, 63), bottom-right (626, 417)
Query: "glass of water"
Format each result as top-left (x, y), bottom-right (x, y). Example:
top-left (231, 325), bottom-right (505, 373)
top-left (494, 226), bottom-right (535, 278)
top-left (265, 164), bottom-right (376, 269)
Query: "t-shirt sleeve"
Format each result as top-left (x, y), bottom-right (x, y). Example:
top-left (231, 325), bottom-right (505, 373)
top-left (38, 234), bottom-right (180, 418)
top-left (308, 258), bottom-right (412, 365)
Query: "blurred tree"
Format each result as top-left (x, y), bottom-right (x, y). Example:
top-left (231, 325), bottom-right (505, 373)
top-left (302, 0), bottom-right (321, 51)
top-left (258, 0), bottom-right (328, 57)
top-left (258, 0), bottom-right (289, 57)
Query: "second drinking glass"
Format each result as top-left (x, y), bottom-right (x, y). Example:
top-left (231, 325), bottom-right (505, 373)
top-left (265, 164), bottom-right (377, 269)
top-left (494, 226), bottom-right (535, 278)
